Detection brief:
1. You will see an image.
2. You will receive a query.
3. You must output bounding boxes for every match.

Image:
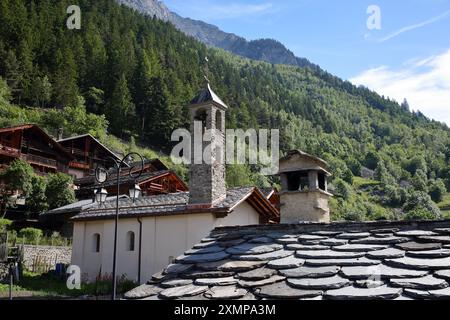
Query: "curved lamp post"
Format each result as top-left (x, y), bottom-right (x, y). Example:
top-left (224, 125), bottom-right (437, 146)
top-left (94, 152), bottom-right (145, 300)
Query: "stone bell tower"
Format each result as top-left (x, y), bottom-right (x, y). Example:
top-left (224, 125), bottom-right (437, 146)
top-left (188, 82), bottom-right (227, 208)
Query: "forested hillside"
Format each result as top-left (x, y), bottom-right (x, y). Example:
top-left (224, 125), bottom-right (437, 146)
top-left (1, 0), bottom-right (449, 221)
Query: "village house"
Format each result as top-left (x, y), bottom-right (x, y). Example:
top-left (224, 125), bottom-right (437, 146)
top-left (0, 124), bottom-right (72, 176)
top-left (73, 158), bottom-right (186, 200)
top-left (0, 124), bottom-right (74, 221)
top-left (57, 133), bottom-right (122, 179)
top-left (69, 83), bottom-right (280, 284)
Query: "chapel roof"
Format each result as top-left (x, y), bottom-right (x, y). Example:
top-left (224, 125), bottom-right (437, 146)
top-left (71, 187), bottom-right (279, 222)
top-left (123, 219), bottom-right (450, 300)
top-left (279, 150), bottom-right (329, 173)
top-left (190, 83), bottom-right (228, 109)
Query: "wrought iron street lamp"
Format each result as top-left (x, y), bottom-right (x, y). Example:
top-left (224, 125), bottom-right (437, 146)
top-left (94, 152), bottom-right (144, 300)
top-left (129, 184), bottom-right (142, 202)
top-left (95, 188), bottom-right (108, 205)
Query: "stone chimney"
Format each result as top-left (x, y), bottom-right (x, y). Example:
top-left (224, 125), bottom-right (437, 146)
top-left (278, 150), bottom-right (332, 223)
top-left (187, 83), bottom-right (227, 208)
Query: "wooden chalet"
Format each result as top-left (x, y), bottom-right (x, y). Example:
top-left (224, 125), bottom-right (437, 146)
top-left (57, 134), bottom-right (122, 179)
top-left (0, 124), bottom-right (72, 176)
top-left (74, 159), bottom-right (188, 200)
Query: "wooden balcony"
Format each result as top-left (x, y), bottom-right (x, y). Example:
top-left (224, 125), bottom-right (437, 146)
top-left (69, 161), bottom-right (90, 170)
top-left (63, 147), bottom-right (88, 157)
top-left (20, 154), bottom-right (57, 169)
top-left (0, 145), bottom-right (20, 158)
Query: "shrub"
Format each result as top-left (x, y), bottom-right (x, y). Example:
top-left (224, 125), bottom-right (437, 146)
top-left (45, 173), bottom-right (76, 209)
top-left (19, 227), bottom-right (43, 243)
top-left (365, 203), bottom-right (393, 221)
top-left (405, 208), bottom-right (437, 221)
top-left (411, 169), bottom-right (428, 192)
top-left (342, 210), bottom-right (365, 221)
top-left (428, 179), bottom-right (447, 203)
top-left (333, 178), bottom-right (352, 200)
top-left (0, 219), bottom-right (12, 232)
top-left (403, 191), bottom-right (441, 220)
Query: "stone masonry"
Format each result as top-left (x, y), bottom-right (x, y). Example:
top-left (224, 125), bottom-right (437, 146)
top-left (21, 245), bottom-right (72, 271)
top-left (188, 85), bottom-right (227, 206)
top-left (0, 263), bottom-right (8, 283)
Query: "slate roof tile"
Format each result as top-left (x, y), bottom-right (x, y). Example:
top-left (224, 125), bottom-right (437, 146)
top-left (305, 257), bottom-right (380, 267)
top-left (434, 228), bottom-right (450, 235)
top-left (231, 250), bottom-right (292, 261)
top-left (266, 255), bottom-right (305, 269)
top-left (158, 285), bottom-right (209, 299)
top-left (287, 275), bottom-right (351, 290)
top-left (406, 249), bottom-right (450, 258)
top-left (389, 275), bottom-right (448, 290)
top-left (396, 241), bottom-right (442, 251)
top-left (324, 285), bottom-right (402, 300)
top-left (279, 266), bottom-right (340, 278)
top-left (255, 282), bottom-right (322, 299)
top-left (237, 267), bottom-right (277, 281)
top-left (295, 250), bottom-right (366, 259)
top-left (366, 248), bottom-right (405, 259)
top-left (332, 244), bottom-right (387, 252)
top-left (194, 277), bottom-right (238, 286)
top-left (226, 243), bottom-right (282, 255)
top-left (238, 275), bottom-right (285, 288)
top-left (125, 220), bottom-right (450, 300)
top-left (386, 256), bottom-right (450, 270)
top-left (204, 286), bottom-right (247, 300)
top-left (434, 270), bottom-right (450, 281)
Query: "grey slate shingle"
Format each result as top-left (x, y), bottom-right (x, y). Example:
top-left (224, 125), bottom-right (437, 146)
top-left (72, 187), bottom-right (256, 220)
top-left (124, 220), bottom-right (450, 300)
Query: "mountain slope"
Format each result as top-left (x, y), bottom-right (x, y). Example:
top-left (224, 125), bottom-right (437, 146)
top-left (116, 0), bottom-right (318, 69)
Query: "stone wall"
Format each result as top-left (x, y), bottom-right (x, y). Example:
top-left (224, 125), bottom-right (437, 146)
top-left (0, 263), bottom-right (8, 283)
top-left (22, 245), bottom-right (72, 271)
top-left (280, 190), bottom-right (331, 224)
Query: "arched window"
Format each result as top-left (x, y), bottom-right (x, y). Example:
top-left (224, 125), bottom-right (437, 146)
top-left (93, 233), bottom-right (101, 253)
top-left (126, 231), bottom-right (135, 252)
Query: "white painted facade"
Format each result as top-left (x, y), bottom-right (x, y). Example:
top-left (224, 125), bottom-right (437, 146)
top-left (71, 201), bottom-right (259, 284)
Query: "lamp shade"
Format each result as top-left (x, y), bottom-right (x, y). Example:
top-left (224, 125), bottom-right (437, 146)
top-left (95, 188), bottom-right (108, 204)
top-left (95, 167), bottom-right (108, 183)
top-left (129, 184), bottom-right (142, 201)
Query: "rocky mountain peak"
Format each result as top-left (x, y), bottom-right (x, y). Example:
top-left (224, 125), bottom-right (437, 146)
top-left (117, 0), bottom-right (318, 70)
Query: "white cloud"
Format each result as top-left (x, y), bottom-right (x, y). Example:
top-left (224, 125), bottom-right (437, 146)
top-left (350, 49), bottom-right (450, 125)
top-left (209, 3), bottom-right (273, 19)
top-left (379, 10), bottom-right (450, 42)
top-left (169, 1), bottom-right (273, 20)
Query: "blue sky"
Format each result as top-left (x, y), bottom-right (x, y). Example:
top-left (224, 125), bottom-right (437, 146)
top-left (165, 0), bottom-right (450, 124)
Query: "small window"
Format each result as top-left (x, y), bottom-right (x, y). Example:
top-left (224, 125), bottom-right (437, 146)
top-left (318, 172), bottom-right (326, 191)
top-left (286, 172), bottom-right (309, 191)
top-left (93, 233), bottom-right (101, 253)
top-left (215, 110), bottom-right (223, 132)
top-left (126, 231), bottom-right (135, 252)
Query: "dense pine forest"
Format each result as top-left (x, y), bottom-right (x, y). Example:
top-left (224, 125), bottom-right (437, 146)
top-left (1, 0), bottom-right (450, 221)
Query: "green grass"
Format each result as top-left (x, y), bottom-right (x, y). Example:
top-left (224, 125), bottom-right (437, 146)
top-left (0, 271), bottom-right (136, 299)
top-left (353, 176), bottom-right (380, 189)
top-left (438, 193), bottom-right (450, 217)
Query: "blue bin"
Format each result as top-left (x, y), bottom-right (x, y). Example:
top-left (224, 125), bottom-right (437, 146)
top-left (55, 263), bottom-right (65, 276)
